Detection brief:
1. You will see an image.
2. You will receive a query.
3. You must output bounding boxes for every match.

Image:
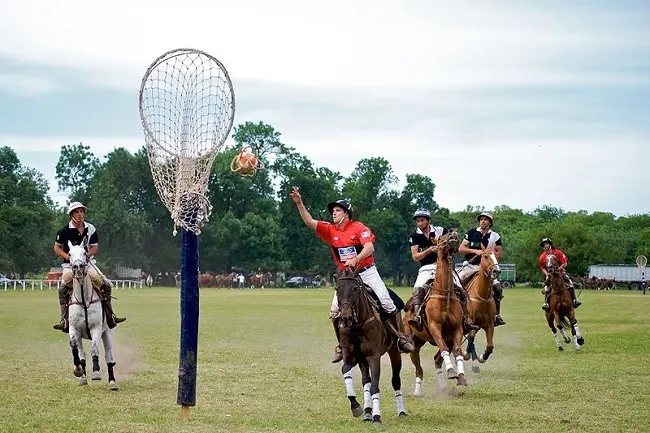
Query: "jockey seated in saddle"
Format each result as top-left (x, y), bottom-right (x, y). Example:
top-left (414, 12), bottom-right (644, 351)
top-left (406, 208), bottom-right (480, 333)
top-left (457, 212), bottom-right (506, 327)
top-left (539, 237), bottom-right (582, 311)
top-left (52, 202), bottom-right (126, 333)
top-left (290, 187), bottom-right (415, 363)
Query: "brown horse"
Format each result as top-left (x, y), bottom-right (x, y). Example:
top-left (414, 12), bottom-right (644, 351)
top-left (463, 249), bottom-right (499, 372)
top-left (403, 230), bottom-right (467, 397)
top-left (545, 254), bottom-right (585, 351)
top-left (335, 268), bottom-right (407, 425)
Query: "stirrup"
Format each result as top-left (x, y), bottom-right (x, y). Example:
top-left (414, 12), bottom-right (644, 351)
top-left (541, 303), bottom-right (550, 312)
top-left (397, 337), bottom-right (415, 353)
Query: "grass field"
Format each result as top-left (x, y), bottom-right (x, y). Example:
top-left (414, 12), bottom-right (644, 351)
top-left (1, 287), bottom-right (649, 433)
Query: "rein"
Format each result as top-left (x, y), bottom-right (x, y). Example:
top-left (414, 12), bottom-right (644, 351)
top-left (336, 274), bottom-right (385, 335)
top-left (69, 264), bottom-right (100, 338)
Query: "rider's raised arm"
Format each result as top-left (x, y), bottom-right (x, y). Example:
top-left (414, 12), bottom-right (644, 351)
top-left (290, 187), bottom-right (318, 231)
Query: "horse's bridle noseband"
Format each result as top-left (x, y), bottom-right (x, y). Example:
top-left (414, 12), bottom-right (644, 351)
top-left (336, 273), bottom-right (365, 327)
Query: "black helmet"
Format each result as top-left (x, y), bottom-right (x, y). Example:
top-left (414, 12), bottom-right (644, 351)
top-left (540, 237), bottom-right (553, 248)
top-left (327, 199), bottom-right (354, 219)
top-left (412, 208), bottom-right (431, 220)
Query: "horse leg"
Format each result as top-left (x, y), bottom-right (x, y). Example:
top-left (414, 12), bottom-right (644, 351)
top-left (72, 333), bottom-right (88, 386)
top-left (91, 328), bottom-right (102, 381)
top-left (479, 325), bottom-right (495, 364)
top-left (452, 327), bottom-right (467, 387)
top-left (388, 346), bottom-right (407, 418)
top-left (569, 314), bottom-right (585, 349)
top-left (69, 333), bottom-right (84, 380)
top-left (558, 320), bottom-right (571, 344)
top-left (410, 338), bottom-right (425, 397)
top-left (342, 361), bottom-right (363, 418)
top-left (102, 330), bottom-right (118, 391)
top-left (368, 356), bottom-right (382, 424)
top-left (428, 325), bottom-right (457, 379)
top-left (358, 362), bottom-right (372, 421)
top-left (547, 313), bottom-right (563, 351)
top-left (433, 350), bottom-right (447, 393)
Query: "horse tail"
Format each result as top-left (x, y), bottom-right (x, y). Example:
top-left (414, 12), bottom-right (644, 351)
top-left (560, 315), bottom-right (571, 329)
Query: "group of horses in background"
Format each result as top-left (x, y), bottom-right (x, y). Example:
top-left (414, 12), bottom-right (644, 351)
top-left (198, 271), bottom-right (278, 288)
top-left (332, 229), bottom-right (585, 425)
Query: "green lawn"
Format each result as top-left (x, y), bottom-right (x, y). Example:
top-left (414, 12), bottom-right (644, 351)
top-left (1, 287), bottom-right (649, 433)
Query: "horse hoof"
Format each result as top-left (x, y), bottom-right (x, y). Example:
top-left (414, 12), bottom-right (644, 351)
top-left (399, 411), bottom-right (407, 417)
top-left (109, 381), bottom-right (118, 391)
top-left (79, 377), bottom-right (88, 386)
top-left (363, 411), bottom-right (372, 422)
top-left (447, 368), bottom-right (459, 379)
top-left (351, 404), bottom-right (363, 418)
top-left (414, 390), bottom-right (421, 397)
top-left (372, 415), bottom-right (381, 424)
top-left (463, 353), bottom-right (471, 361)
top-left (91, 371), bottom-right (101, 381)
top-left (456, 377), bottom-right (468, 387)
top-left (472, 365), bottom-right (480, 373)
top-left (73, 366), bottom-right (83, 378)
top-left (564, 337), bottom-right (571, 344)
top-left (577, 337), bottom-right (585, 346)
top-left (558, 346), bottom-right (564, 351)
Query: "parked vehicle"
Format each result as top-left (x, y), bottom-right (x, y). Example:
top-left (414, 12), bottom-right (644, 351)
top-left (588, 264), bottom-right (648, 290)
top-left (286, 276), bottom-right (311, 288)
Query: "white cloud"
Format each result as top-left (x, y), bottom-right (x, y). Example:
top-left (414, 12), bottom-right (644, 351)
top-left (0, 74), bottom-right (54, 97)
top-left (1, 2), bottom-right (648, 216)
top-left (0, 1), bottom-right (647, 91)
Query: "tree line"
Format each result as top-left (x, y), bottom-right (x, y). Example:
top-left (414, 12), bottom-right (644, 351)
top-left (1, 121), bottom-right (648, 284)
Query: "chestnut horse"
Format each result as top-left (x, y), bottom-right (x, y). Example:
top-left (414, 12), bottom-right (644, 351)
top-left (463, 249), bottom-right (499, 372)
top-left (403, 230), bottom-right (467, 396)
top-left (545, 254), bottom-right (585, 351)
top-left (335, 268), bottom-right (407, 425)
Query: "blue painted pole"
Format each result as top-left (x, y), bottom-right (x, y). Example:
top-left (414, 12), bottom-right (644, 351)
top-left (178, 227), bottom-right (200, 408)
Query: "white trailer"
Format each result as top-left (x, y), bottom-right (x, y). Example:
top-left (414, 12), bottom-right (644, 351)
top-left (588, 264), bottom-right (647, 290)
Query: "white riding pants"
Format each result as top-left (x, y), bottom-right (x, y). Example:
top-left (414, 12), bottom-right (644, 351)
top-left (331, 266), bottom-right (396, 315)
top-left (415, 263), bottom-right (463, 292)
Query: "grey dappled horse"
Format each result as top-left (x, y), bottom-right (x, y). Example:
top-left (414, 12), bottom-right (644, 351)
top-left (67, 239), bottom-right (118, 390)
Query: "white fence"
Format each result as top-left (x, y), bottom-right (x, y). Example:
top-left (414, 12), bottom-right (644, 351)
top-left (1, 279), bottom-right (144, 291)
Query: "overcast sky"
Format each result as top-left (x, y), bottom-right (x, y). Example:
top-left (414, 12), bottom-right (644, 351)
top-left (1, 0), bottom-right (648, 216)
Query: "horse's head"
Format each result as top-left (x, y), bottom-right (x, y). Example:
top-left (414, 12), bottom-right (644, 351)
top-left (437, 229), bottom-right (460, 258)
top-left (480, 248), bottom-right (501, 280)
top-left (546, 254), bottom-right (560, 274)
top-left (68, 238), bottom-right (88, 280)
top-left (335, 268), bottom-right (363, 329)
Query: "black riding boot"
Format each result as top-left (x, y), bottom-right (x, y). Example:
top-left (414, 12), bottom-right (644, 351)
top-left (53, 303), bottom-right (69, 332)
top-left (101, 284), bottom-right (126, 329)
top-left (569, 286), bottom-right (582, 308)
top-left (407, 286), bottom-right (426, 329)
top-left (53, 283), bottom-right (72, 332)
top-left (386, 311), bottom-right (415, 353)
top-left (331, 317), bottom-right (343, 363)
top-left (493, 283), bottom-right (506, 326)
top-left (455, 286), bottom-right (480, 332)
top-left (542, 288), bottom-right (551, 312)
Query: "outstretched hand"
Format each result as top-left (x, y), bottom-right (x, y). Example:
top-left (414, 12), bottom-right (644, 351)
top-left (289, 186), bottom-right (303, 205)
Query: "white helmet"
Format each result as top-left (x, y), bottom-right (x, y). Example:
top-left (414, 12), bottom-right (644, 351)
top-left (67, 201), bottom-right (88, 216)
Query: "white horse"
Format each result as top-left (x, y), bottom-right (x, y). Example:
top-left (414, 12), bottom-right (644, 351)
top-left (67, 239), bottom-right (118, 390)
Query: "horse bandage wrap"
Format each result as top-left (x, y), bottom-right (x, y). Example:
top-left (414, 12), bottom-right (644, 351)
top-left (139, 48), bottom-right (235, 236)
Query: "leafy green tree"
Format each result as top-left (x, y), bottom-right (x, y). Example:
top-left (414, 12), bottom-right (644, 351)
top-left (55, 142), bottom-right (100, 203)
